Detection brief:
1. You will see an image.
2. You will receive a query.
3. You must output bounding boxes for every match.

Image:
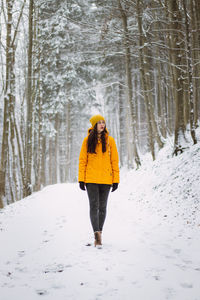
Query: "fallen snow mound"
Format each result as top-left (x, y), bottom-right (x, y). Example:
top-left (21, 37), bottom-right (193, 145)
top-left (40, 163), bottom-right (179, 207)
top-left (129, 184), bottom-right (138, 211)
top-left (122, 140), bottom-right (200, 227)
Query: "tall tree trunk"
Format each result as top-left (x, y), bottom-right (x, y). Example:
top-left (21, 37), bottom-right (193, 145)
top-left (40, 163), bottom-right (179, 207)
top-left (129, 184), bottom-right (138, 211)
top-left (119, 81), bottom-right (125, 167)
top-left (191, 0), bottom-right (200, 128)
top-left (14, 118), bottom-right (25, 199)
top-left (182, 0), bottom-right (197, 144)
top-left (136, 0), bottom-right (155, 160)
top-left (25, 0), bottom-right (34, 195)
top-left (0, 0), bottom-right (26, 206)
top-left (118, 0), bottom-right (141, 168)
top-left (34, 92), bottom-right (42, 191)
top-left (34, 3), bottom-right (42, 191)
top-left (65, 100), bottom-right (71, 181)
top-left (163, 0), bottom-right (175, 135)
top-left (9, 44), bottom-right (19, 201)
top-left (152, 10), bottom-right (167, 139)
top-left (40, 136), bottom-right (46, 187)
top-left (0, 169), bottom-right (4, 208)
top-left (54, 114), bottom-right (60, 183)
top-left (0, 0), bottom-right (13, 208)
top-left (168, 0), bottom-right (186, 155)
top-left (49, 138), bottom-right (53, 185)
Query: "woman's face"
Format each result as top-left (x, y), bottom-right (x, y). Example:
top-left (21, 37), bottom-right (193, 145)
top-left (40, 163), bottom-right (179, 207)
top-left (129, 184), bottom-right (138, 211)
top-left (97, 120), bottom-right (105, 133)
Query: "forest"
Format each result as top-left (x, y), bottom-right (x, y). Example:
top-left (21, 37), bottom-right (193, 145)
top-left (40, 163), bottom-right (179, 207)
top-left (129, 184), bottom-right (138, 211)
top-left (0, 0), bottom-right (200, 208)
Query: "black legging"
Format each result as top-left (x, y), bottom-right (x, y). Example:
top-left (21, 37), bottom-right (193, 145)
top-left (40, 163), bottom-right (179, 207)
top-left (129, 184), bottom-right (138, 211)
top-left (86, 183), bottom-right (111, 232)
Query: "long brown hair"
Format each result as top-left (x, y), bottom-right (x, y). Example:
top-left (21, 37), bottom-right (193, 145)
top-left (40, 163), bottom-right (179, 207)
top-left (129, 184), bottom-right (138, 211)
top-left (87, 124), bottom-right (107, 153)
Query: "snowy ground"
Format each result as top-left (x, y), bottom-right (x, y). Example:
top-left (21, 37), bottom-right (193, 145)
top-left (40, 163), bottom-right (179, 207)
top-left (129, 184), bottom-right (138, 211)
top-left (0, 141), bottom-right (200, 300)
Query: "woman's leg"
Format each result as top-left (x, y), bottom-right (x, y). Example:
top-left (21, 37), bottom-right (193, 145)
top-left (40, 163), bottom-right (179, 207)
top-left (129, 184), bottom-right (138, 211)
top-left (98, 184), bottom-right (111, 232)
top-left (86, 183), bottom-right (99, 232)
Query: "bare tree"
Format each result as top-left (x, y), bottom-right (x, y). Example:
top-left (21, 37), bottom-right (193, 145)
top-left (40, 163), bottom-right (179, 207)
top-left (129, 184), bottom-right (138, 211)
top-left (1, 0), bottom-right (15, 205)
top-left (182, 0), bottom-right (197, 145)
top-left (118, 0), bottom-right (141, 167)
top-left (166, 0), bottom-right (186, 155)
top-left (25, 0), bottom-right (34, 195)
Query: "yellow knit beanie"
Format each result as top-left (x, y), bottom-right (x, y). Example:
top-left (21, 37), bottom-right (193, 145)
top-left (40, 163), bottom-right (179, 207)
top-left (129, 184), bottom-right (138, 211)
top-left (89, 114), bottom-right (106, 128)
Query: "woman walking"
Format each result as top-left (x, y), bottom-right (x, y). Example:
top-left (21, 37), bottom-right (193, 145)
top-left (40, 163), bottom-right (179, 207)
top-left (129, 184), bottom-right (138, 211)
top-left (78, 114), bottom-right (120, 247)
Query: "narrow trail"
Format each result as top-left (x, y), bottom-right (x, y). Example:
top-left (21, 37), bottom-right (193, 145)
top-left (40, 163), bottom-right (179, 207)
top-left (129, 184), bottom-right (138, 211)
top-left (1, 179), bottom-right (200, 300)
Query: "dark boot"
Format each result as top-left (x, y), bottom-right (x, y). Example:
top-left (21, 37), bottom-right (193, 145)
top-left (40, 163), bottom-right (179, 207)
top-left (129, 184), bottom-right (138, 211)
top-left (94, 231), bottom-right (102, 247)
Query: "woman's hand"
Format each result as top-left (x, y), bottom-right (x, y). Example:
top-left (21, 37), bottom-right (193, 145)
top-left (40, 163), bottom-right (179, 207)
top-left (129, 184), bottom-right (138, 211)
top-left (79, 181), bottom-right (86, 191)
top-left (111, 183), bottom-right (118, 192)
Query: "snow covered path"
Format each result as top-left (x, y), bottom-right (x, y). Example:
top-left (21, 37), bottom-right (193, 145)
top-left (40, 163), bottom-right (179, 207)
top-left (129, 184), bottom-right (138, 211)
top-left (1, 144), bottom-right (200, 300)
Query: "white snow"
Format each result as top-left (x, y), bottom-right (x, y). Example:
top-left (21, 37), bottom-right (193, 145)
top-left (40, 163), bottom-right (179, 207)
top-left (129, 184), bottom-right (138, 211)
top-left (1, 140), bottom-right (200, 300)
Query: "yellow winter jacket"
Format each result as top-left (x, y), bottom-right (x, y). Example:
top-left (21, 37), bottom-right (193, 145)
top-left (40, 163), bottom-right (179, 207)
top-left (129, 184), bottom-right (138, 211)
top-left (78, 129), bottom-right (119, 184)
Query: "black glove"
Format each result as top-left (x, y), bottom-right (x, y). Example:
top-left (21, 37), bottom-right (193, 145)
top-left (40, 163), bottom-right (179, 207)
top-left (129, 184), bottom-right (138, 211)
top-left (111, 183), bottom-right (118, 192)
top-left (79, 181), bottom-right (86, 191)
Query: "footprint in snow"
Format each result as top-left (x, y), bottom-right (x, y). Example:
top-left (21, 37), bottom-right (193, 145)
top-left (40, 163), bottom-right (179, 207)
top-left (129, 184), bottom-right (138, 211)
top-left (56, 216), bottom-right (67, 228)
top-left (18, 250), bottom-right (25, 257)
top-left (174, 263), bottom-right (187, 271)
top-left (165, 255), bottom-right (176, 260)
top-left (165, 287), bottom-right (176, 299)
top-left (36, 289), bottom-right (48, 296)
top-left (43, 263), bottom-right (72, 274)
top-left (183, 259), bottom-right (192, 265)
top-left (180, 282), bottom-right (193, 289)
top-left (42, 239), bottom-right (50, 243)
top-left (42, 230), bottom-right (54, 243)
top-left (174, 248), bottom-right (181, 254)
top-left (153, 275), bottom-right (161, 281)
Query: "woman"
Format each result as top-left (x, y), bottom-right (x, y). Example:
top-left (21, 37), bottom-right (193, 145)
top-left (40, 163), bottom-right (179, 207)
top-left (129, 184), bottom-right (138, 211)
top-left (78, 114), bottom-right (120, 247)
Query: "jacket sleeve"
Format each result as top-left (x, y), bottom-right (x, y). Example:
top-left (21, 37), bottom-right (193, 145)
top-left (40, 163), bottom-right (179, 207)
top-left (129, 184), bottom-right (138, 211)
top-left (78, 137), bottom-right (88, 182)
top-left (110, 137), bottom-right (120, 183)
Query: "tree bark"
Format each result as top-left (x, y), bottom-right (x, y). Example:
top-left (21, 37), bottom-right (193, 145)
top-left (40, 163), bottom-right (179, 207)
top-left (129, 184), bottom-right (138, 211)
top-left (191, 0), bottom-right (200, 128)
top-left (182, 0), bottom-right (197, 144)
top-left (136, 0), bottom-right (155, 160)
top-left (118, 0), bottom-right (141, 167)
top-left (40, 136), bottom-right (46, 187)
top-left (119, 81), bottom-right (126, 167)
top-left (167, 0), bottom-right (186, 155)
top-left (25, 0), bottom-right (34, 195)
top-left (65, 100), bottom-right (71, 181)
top-left (0, 0), bottom-right (13, 208)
